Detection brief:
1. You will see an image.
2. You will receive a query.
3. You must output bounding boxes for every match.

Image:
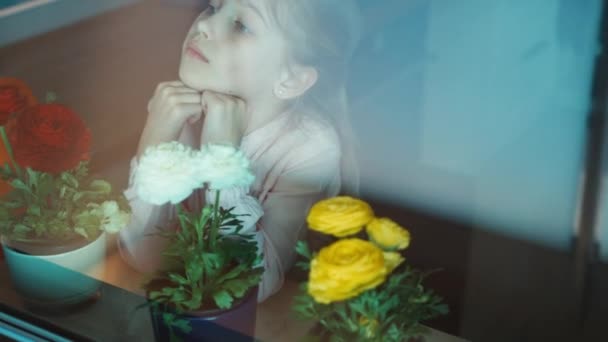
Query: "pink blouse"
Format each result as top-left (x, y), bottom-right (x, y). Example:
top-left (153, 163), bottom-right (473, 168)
top-left (118, 112), bottom-right (341, 301)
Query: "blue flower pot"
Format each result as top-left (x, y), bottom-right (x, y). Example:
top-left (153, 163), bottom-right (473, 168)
top-left (150, 287), bottom-right (258, 342)
top-left (1, 233), bottom-right (106, 308)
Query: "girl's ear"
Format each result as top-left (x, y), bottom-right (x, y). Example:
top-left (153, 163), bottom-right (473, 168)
top-left (273, 65), bottom-right (318, 100)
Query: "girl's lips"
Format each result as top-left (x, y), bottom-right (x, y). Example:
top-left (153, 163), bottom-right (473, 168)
top-left (186, 45), bottom-right (209, 63)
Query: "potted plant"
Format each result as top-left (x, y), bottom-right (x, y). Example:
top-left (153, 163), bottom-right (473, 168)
top-left (0, 77), bottom-right (131, 307)
top-left (133, 141), bottom-right (264, 341)
top-left (293, 196), bottom-right (449, 342)
top-left (0, 77), bottom-right (36, 262)
top-left (0, 78), bottom-right (36, 197)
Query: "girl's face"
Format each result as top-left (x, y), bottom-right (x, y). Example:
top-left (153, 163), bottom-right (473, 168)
top-left (179, 0), bottom-right (288, 101)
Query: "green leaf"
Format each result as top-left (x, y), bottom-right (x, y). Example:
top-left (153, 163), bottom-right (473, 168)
top-left (26, 204), bottom-right (41, 217)
top-left (2, 200), bottom-right (23, 209)
top-left (37, 173), bottom-right (55, 197)
top-left (13, 224), bottom-right (31, 235)
top-left (212, 290), bottom-right (233, 309)
top-left (295, 261), bottom-right (310, 271)
top-left (349, 300), bottom-right (366, 316)
top-left (73, 192), bottom-right (84, 202)
top-left (296, 241), bottom-right (312, 259)
top-left (161, 312), bottom-right (179, 330)
top-left (201, 253), bottom-right (222, 270)
top-left (170, 289), bottom-right (187, 303)
top-left (149, 290), bottom-right (166, 301)
top-left (182, 288), bottom-right (203, 311)
top-left (185, 259), bottom-right (204, 283)
top-left (89, 179), bottom-right (111, 194)
top-left (223, 279), bottom-right (249, 298)
top-left (74, 227), bottom-right (89, 239)
top-left (194, 212), bottom-right (209, 244)
top-left (61, 172), bottom-right (79, 188)
top-left (46, 92), bottom-right (58, 103)
top-left (168, 273), bottom-right (189, 285)
top-left (59, 186), bottom-right (67, 199)
top-left (215, 263), bottom-right (248, 283)
top-left (0, 207), bottom-right (9, 220)
top-left (171, 319), bottom-right (192, 334)
top-left (25, 168), bottom-right (38, 187)
top-left (10, 179), bottom-right (29, 192)
top-left (386, 324), bottom-right (402, 341)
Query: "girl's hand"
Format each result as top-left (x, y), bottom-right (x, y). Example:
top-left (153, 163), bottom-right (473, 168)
top-left (200, 90), bottom-right (247, 148)
top-left (137, 81), bottom-right (203, 157)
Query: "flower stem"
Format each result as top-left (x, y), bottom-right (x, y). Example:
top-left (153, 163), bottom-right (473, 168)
top-left (210, 189), bottom-right (220, 251)
top-left (0, 126), bottom-right (22, 180)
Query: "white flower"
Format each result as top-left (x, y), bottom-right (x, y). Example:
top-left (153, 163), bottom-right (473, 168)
top-left (197, 144), bottom-right (255, 190)
top-left (135, 142), bottom-right (204, 205)
top-left (98, 201), bottom-right (131, 234)
top-left (74, 201), bottom-right (130, 237)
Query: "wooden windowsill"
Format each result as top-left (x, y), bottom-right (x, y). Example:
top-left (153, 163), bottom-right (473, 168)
top-left (97, 235), bottom-right (468, 342)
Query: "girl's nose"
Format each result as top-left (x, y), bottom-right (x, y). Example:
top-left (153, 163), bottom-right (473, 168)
top-left (197, 19), bottom-right (211, 40)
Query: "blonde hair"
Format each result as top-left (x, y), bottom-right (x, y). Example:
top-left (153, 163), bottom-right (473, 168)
top-left (267, 0), bottom-right (363, 196)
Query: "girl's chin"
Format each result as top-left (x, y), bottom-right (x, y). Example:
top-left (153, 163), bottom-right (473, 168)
top-left (178, 65), bottom-right (240, 95)
top-left (178, 69), bottom-right (206, 91)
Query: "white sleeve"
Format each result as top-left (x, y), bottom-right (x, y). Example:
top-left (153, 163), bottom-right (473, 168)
top-left (117, 123), bottom-right (199, 272)
top-left (252, 146), bottom-right (341, 302)
top-left (118, 157), bottom-right (175, 273)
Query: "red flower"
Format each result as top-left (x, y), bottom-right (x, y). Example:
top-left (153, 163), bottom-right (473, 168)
top-left (8, 103), bottom-right (91, 173)
top-left (0, 78), bottom-right (37, 125)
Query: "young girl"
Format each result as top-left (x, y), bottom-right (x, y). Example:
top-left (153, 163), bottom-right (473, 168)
top-left (119, 0), bottom-right (362, 302)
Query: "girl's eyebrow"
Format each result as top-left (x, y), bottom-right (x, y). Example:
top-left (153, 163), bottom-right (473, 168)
top-left (239, 0), bottom-right (268, 27)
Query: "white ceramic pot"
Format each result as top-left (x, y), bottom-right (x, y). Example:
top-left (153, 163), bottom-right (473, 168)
top-left (1, 232), bottom-right (107, 306)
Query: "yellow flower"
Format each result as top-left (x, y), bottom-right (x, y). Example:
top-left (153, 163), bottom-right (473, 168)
top-left (307, 196), bottom-right (374, 237)
top-left (366, 217), bottom-right (411, 251)
top-left (307, 238), bottom-right (404, 304)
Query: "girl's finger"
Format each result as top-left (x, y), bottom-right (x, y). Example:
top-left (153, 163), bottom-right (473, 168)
top-left (233, 96), bottom-right (246, 112)
top-left (187, 112), bottom-right (203, 124)
top-left (173, 88), bottom-right (200, 94)
top-left (156, 81), bottom-right (201, 98)
top-left (171, 103), bottom-right (203, 122)
top-left (155, 81), bottom-right (184, 93)
top-left (160, 86), bottom-right (199, 100)
top-left (167, 93), bottom-right (202, 104)
top-left (212, 93), bottom-right (247, 119)
top-left (201, 90), bottom-right (226, 113)
top-left (187, 114), bottom-right (202, 124)
top-left (215, 92), bottom-right (247, 111)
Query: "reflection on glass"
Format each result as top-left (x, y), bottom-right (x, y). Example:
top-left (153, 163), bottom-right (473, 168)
top-left (0, 0), bottom-right (607, 341)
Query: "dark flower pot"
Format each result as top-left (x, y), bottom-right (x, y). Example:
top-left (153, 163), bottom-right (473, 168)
top-left (307, 323), bottom-right (426, 342)
top-left (150, 287), bottom-right (258, 342)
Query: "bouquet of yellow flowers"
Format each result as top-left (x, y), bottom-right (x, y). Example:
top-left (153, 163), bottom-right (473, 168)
top-left (293, 197), bottom-right (448, 342)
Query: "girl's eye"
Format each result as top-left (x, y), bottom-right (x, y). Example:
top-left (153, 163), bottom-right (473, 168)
top-left (205, 3), bottom-right (218, 16)
top-left (234, 20), bottom-right (251, 34)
